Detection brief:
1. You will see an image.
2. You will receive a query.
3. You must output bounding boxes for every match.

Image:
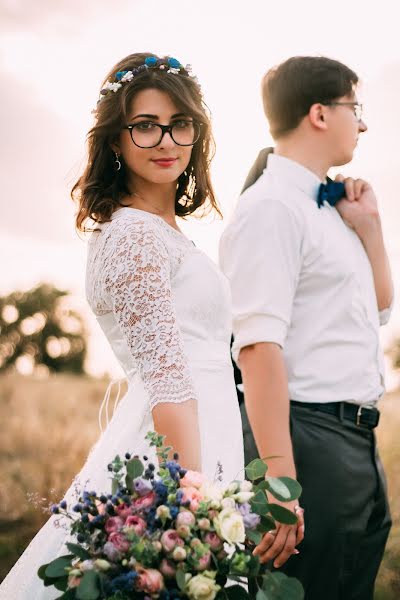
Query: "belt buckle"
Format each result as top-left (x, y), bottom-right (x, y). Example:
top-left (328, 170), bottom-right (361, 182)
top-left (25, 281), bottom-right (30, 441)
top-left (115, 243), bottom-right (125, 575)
top-left (356, 404), bottom-right (376, 427)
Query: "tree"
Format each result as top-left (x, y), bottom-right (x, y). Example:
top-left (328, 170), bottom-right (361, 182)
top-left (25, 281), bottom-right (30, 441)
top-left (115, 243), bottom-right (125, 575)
top-left (0, 283), bottom-right (87, 374)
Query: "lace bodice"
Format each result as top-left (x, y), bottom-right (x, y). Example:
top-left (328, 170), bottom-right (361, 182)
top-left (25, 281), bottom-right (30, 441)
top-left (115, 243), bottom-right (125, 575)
top-left (86, 207), bottom-right (231, 411)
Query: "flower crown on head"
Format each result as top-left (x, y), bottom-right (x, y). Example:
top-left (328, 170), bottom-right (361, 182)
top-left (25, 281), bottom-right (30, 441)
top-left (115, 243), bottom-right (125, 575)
top-left (95, 56), bottom-right (199, 110)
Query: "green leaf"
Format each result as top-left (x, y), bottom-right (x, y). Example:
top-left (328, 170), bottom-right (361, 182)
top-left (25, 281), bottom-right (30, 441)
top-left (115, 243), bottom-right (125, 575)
top-left (45, 555), bottom-right (74, 578)
top-left (225, 584), bottom-right (251, 599)
top-left (38, 563), bottom-right (50, 581)
top-left (54, 576), bottom-right (69, 591)
top-left (258, 515), bottom-right (276, 533)
top-left (176, 568), bottom-right (186, 591)
top-left (126, 457), bottom-right (144, 479)
top-left (256, 590), bottom-right (269, 600)
top-left (245, 459), bottom-right (267, 481)
top-left (111, 477), bottom-right (119, 495)
top-left (268, 504), bottom-right (298, 525)
top-left (262, 572), bottom-right (304, 600)
top-left (250, 490), bottom-right (269, 516)
top-left (66, 543), bottom-right (91, 561)
top-left (125, 474), bottom-right (134, 493)
top-left (55, 590), bottom-right (76, 600)
top-left (246, 529), bottom-right (263, 545)
top-left (76, 570), bottom-right (101, 600)
top-left (265, 477), bottom-right (302, 502)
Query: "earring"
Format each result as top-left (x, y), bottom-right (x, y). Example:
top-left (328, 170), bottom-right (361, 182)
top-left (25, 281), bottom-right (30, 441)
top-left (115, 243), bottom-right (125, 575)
top-left (114, 152), bottom-right (121, 171)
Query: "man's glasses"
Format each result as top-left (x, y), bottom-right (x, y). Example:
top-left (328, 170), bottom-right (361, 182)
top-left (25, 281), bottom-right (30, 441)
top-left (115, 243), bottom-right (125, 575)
top-left (323, 102), bottom-right (363, 122)
top-left (123, 120), bottom-right (201, 148)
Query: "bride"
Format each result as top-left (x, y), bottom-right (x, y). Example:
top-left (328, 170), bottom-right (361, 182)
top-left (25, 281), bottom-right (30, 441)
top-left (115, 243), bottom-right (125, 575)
top-left (0, 52), bottom-right (244, 598)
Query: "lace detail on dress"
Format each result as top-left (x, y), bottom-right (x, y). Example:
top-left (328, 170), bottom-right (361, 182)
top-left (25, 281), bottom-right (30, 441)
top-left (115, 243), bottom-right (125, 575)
top-left (86, 210), bottom-right (198, 411)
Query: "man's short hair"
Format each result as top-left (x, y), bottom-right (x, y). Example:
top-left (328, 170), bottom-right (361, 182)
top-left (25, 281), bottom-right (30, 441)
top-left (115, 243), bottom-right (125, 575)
top-left (262, 56), bottom-right (358, 139)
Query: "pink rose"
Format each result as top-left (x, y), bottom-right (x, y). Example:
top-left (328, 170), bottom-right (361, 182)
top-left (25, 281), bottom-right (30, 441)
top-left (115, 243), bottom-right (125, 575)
top-left (136, 568), bottom-right (164, 594)
top-left (179, 470), bottom-right (205, 489)
top-left (176, 510), bottom-right (196, 528)
top-left (68, 575), bottom-right (81, 589)
top-left (203, 532), bottom-right (223, 551)
top-left (116, 503), bottom-right (132, 519)
top-left (160, 529), bottom-right (184, 553)
top-left (125, 515), bottom-right (146, 536)
top-left (195, 551), bottom-right (211, 571)
top-left (181, 487), bottom-right (203, 512)
top-left (105, 516), bottom-right (124, 534)
top-left (108, 531), bottom-right (130, 553)
top-left (133, 492), bottom-right (156, 511)
top-left (160, 558), bottom-right (176, 578)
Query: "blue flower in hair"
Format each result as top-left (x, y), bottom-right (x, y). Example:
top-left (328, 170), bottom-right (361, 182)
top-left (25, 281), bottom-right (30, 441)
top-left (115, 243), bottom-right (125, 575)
top-left (145, 56), bottom-right (158, 67)
top-left (167, 57), bottom-right (181, 69)
top-left (116, 71), bottom-right (127, 81)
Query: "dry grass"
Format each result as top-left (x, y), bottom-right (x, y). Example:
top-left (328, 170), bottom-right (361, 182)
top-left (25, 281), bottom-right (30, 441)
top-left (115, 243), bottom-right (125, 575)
top-left (0, 373), bottom-right (399, 597)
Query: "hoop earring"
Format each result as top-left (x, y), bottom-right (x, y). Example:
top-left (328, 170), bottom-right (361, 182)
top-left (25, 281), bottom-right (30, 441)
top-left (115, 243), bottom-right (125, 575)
top-left (114, 152), bottom-right (121, 171)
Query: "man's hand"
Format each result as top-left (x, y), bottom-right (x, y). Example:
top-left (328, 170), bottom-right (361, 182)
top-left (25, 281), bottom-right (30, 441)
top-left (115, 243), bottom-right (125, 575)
top-left (334, 174), bottom-right (380, 240)
top-left (253, 501), bottom-right (304, 568)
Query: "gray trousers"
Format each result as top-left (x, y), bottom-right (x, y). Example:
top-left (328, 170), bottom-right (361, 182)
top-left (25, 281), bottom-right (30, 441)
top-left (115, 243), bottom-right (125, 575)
top-left (241, 402), bottom-right (392, 600)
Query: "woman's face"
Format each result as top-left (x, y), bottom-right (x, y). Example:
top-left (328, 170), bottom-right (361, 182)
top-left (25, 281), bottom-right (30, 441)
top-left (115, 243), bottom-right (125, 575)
top-left (116, 88), bottom-right (194, 188)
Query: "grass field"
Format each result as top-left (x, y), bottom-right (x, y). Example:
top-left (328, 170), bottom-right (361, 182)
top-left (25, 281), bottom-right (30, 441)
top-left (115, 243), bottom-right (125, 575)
top-left (0, 373), bottom-right (399, 597)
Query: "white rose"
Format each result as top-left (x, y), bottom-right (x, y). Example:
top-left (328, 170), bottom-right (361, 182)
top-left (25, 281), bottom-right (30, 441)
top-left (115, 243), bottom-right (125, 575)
top-left (240, 480), bottom-right (253, 492)
top-left (186, 573), bottom-right (220, 600)
top-left (221, 497), bottom-right (236, 510)
top-left (80, 560), bottom-right (94, 572)
top-left (213, 508), bottom-right (246, 545)
top-left (200, 482), bottom-right (223, 505)
top-left (225, 481), bottom-right (240, 495)
top-left (233, 491), bottom-right (255, 504)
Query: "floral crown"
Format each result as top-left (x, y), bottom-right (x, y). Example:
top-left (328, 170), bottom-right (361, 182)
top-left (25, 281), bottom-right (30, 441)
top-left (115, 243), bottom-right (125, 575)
top-left (95, 56), bottom-right (199, 109)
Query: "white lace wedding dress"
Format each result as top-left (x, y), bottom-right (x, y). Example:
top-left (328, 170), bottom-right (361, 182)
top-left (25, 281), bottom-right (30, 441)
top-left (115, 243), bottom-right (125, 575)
top-left (0, 207), bottom-right (244, 599)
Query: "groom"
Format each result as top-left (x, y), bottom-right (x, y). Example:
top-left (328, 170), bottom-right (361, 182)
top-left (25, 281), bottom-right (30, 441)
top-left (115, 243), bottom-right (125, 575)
top-left (220, 56), bottom-right (393, 600)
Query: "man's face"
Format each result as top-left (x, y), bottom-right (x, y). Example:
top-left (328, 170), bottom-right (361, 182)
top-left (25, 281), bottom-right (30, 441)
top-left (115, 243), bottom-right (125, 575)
top-left (325, 93), bottom-right (367, 166)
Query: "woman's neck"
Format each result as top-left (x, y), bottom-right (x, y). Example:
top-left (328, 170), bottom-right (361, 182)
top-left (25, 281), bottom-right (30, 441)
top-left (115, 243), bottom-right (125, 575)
top-left (121, 178), bottom-right (178, 229)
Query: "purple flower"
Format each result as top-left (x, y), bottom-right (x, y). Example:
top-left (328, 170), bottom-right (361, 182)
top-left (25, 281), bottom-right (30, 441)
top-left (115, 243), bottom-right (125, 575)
top-left (243, 512), bottom-right (261, 530)
top-left (134, 478), bottom-right (153, 496)
top-left (103, 541), bottom-right (121, 562)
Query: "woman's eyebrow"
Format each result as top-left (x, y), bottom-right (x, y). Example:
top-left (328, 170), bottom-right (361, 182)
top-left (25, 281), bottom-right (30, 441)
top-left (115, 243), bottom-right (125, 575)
top-left (129, 112), bottom-right (187, 121)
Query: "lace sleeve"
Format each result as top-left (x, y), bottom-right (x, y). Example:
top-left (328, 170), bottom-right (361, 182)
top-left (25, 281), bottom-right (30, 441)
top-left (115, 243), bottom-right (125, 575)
top-left (103, 218), bottom-right (197, 411)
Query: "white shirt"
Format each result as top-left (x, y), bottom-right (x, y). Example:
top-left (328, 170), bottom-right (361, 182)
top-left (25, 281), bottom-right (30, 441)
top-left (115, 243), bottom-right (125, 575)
top-left (220, 154), bottom-right (391, 405)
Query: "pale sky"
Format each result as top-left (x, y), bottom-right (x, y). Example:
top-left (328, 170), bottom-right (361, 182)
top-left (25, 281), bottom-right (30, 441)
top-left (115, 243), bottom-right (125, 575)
top-left (1, 0), bottom-right (400, 383)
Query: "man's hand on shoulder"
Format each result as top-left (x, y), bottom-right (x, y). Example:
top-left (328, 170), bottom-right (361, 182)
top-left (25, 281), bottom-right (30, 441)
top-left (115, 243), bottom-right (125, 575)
top-left (334, 174), bottom-right (381, 240)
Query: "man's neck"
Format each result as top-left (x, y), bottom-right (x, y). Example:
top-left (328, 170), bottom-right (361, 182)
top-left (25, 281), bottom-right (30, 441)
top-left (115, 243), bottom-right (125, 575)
top-left (274, 141), bottom-right (330, 181)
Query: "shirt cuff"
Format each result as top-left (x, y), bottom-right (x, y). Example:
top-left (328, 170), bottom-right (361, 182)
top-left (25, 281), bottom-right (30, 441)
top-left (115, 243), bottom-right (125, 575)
top-left (379, 291), bottom-right (394, 326)
top-left (232, 314), bottom-right (288, 364)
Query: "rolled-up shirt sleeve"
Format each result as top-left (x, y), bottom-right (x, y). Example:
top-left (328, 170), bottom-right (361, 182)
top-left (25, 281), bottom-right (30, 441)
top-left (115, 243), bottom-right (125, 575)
top-left (220, 196), bottom-right (303, 364)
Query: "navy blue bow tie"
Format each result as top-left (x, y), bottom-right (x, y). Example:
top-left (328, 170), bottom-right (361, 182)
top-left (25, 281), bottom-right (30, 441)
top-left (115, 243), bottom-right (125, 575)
top-left (317, 181), bottom-right (346, 209)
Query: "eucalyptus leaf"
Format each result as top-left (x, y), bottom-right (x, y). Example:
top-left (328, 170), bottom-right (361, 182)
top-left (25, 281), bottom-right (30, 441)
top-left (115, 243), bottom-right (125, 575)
top-left (250, 490), bottom-right (269, 516)
top-left (38, 563), bottom-right (50, 581)
top-left (266, 477), bottom-right (302, 502)
top-left (111, 477), bottom-right (119, 495)
top-left (76, 570), bottom-right (101, 600)
top-left (262, 572), bottom-right (304, 600)
top-left (256, 590), bottom-right (269, 600)
top-left (245, 459), bottom-right (267, 481)
top-left (125, 474), bottom-right (134, 493)
top-left (268, 504), bottom-right (298, 525)
top-left (126, 458), bottom-right (144, 479)
top-left (45, 555), bottom-right (74, 578)
top-left (258, 515), bottom-right (276, 533)
top-left (55, 590), bottom-right (76, 600)
top-left (54, 576), bottom-right (69, 592)
top-left (246, 529), bottom-right (263, 545)
top-left (176, 568), bottom-right (186, 591)
top-left (66, 543), bottom-right (91, 561)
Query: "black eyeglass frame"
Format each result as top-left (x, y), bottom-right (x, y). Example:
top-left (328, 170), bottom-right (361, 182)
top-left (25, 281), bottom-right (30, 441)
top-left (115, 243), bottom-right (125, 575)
top-left (122, 120), bottom-right (202, 148)
top-left (322, 101), bottom-right (363, 122)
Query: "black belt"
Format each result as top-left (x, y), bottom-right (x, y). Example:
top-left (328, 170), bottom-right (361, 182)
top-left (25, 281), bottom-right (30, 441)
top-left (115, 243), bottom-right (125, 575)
top-left (290, 400), bottom-right (380, 430)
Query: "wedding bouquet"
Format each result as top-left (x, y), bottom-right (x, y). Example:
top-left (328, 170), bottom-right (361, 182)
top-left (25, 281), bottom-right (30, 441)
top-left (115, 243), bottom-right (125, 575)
top-left (38, 433), bottom-right (304, 600)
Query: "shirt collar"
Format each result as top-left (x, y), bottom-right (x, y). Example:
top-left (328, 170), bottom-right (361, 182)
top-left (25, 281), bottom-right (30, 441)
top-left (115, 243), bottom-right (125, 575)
top-left (266, 153), bottom-right (323, 201)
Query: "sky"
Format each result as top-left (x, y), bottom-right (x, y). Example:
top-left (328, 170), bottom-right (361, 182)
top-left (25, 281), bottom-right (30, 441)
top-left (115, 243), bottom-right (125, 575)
top-left (1, 0), bottom-right (400, 383)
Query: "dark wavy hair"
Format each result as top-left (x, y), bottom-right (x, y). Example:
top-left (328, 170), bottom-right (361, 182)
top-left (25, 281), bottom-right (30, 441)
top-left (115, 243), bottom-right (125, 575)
top-left (262, 56), bottom-right (359, 139)
top-left (72, 52), bottom-right (219, 231)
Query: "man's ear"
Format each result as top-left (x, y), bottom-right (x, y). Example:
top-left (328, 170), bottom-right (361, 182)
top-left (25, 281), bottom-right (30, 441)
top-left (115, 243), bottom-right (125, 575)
top-left (308, 103), bottom-right (328, 131)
